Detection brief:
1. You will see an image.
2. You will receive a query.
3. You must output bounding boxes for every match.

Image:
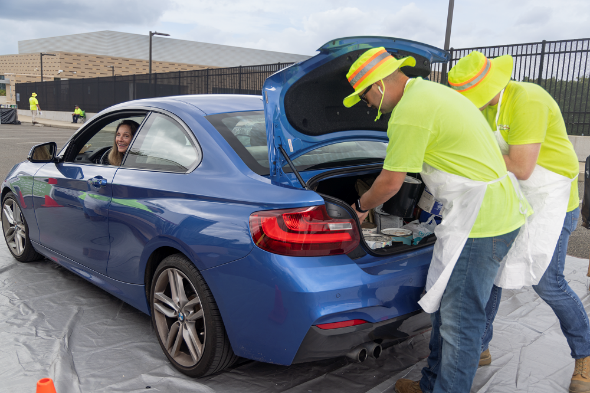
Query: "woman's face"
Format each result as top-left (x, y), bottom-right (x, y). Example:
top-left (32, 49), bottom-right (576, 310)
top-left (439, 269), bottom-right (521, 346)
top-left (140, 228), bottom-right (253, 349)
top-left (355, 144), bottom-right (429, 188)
top-left (115, 125), bottom-right (133, 153)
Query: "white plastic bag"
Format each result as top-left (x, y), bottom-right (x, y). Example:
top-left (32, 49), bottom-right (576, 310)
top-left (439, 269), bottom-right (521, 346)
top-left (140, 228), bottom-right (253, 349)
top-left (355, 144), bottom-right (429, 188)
top-left (401, 215), bottom-right (438, 244)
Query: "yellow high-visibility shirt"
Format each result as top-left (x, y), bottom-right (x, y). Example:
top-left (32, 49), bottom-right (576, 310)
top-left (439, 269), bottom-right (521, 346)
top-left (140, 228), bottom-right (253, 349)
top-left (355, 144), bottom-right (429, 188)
top-left (483, 81), bottom-right (579, 212)
top-left (74, 108), bottom-right (83, 115)
top-left (383, 77), bottom-right (527, 238)
top-left (29, 97), bottom-right (39, 110)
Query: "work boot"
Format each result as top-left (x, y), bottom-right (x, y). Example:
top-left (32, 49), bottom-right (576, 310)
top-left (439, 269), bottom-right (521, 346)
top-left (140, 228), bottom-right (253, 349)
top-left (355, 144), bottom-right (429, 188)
top-left (479, 348), bottom-right (492, 367)
top-left (394, 379), bottom-right (422, 393)
top-left (570, 356), bottom-right (590, 393)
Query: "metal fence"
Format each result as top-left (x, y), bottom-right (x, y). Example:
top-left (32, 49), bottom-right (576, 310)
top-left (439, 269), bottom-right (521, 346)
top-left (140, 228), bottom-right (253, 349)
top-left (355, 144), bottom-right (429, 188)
top-left (15, 62), bottom-right (292, 114)
top-left (431, 38), bottom-right (590, 135)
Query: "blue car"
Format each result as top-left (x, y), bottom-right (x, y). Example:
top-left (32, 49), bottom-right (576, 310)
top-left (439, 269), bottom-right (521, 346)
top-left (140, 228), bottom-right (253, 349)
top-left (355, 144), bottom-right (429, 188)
top-left (1, 37), bottom-right (449, 377)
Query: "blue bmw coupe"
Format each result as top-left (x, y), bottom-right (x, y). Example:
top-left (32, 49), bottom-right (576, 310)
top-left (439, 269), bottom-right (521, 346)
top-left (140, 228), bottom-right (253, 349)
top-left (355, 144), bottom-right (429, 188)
top-left (2, 37), bottom-right (449, 377)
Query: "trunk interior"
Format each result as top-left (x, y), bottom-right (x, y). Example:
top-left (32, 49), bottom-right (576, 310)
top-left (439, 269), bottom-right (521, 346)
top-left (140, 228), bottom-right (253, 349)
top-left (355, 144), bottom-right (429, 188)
top-left (308, 166), bottom-right (437, 257)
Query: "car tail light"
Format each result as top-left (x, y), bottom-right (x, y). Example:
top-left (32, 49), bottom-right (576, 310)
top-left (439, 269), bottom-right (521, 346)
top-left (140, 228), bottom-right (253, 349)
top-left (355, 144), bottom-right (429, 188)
top-left (249, 205), bottom-right (360, 257)
top-left (316, 319), bottom-right (368, 330)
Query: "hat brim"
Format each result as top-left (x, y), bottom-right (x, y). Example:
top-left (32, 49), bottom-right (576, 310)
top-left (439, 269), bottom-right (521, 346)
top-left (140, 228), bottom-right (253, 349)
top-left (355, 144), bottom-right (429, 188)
top-left (461, 55), bottom-right (513, 108)
top-left (343, 56), bottom-right (416, 108)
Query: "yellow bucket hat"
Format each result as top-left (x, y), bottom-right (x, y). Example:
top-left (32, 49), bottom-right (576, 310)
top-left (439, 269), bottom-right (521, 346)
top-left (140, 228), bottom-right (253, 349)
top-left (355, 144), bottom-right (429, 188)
top-left (448, 51), bottom-right (513, 108)
top-left (32, 92), bottom-right (37, 97)
top-left (343, 47), bottom-right (416, 108)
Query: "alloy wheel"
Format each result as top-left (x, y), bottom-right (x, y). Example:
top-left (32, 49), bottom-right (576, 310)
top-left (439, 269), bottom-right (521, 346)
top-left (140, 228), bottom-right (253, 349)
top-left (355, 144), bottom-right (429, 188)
top-left (2, 198), bottom-right (26, 256)
top-left (153, 267), bottom-right (206, 367)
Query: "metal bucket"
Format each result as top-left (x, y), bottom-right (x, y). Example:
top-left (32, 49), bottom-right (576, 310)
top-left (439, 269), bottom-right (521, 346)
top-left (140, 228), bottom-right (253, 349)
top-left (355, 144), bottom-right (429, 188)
top-left (381, 176), bottom-right (423, 217)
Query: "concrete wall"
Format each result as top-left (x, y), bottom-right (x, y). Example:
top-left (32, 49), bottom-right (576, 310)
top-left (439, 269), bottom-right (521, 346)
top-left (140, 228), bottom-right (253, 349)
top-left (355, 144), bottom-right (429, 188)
top-left (569, 136), bottom-right (590, 161)
top-left (17, 109), bottom-right (97, 123)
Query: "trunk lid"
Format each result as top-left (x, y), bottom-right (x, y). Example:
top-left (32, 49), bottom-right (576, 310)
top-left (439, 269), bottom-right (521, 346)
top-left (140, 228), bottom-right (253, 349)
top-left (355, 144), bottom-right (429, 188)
top-left (262, 36), bottom-right (449, 182)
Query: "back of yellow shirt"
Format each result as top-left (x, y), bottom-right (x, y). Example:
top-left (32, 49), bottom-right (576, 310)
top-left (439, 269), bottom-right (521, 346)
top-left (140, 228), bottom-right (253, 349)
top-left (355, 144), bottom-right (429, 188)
top-left (483, 81), bottom-right (579, 212)
top-left (29, 97), bottom-right (39, 111)
top-left (383, 78), bottom-right (526, 238)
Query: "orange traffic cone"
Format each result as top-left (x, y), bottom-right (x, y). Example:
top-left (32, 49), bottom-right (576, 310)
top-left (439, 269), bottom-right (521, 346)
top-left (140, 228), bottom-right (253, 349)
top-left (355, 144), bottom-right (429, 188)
top-left (36, 378), bottom-right (57, 393)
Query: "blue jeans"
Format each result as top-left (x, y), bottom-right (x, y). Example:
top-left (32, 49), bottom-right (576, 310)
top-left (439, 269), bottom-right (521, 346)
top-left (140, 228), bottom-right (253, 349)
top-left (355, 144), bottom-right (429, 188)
top-left (420, 227), bottom-right (520, 393)
top-left (481, 207), bottom-right (590, 359)
top-left (73, 114), bottom-right (80, 123)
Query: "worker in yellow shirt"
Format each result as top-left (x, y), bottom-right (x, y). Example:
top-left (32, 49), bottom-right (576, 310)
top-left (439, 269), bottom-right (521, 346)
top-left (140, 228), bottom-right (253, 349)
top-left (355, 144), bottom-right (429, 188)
top-left (72, 105), bottom-right (83, 123)
top-left (449, 51), bottom-right (589, 393)
top-left (343, 47), bottom-right (529, 393)
top-left (29, 93), bottom-right (40, 124)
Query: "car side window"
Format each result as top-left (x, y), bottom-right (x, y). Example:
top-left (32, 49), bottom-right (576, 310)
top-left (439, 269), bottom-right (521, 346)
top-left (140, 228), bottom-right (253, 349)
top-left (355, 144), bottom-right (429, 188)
top-left (68, 115), bottom-right (146, 165)
top-left (122, 113), bottom-right (201, 172)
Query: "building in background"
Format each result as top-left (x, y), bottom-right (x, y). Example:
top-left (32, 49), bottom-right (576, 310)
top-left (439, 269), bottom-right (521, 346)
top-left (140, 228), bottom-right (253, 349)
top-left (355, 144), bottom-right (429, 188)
top-left (1, 30), bottom-right (309, 83)
top-left (0, 31), bottom-right (310, 105)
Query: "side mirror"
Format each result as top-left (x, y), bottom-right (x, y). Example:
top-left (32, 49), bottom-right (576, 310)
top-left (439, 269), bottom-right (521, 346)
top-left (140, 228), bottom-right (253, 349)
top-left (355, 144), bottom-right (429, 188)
top-left (28, 142), bottom-right (57, 163)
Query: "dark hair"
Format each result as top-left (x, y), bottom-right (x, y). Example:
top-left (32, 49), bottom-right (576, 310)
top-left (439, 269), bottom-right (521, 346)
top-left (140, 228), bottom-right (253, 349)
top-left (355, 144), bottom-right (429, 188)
top-left (108, 120), bottom-right (140, 166)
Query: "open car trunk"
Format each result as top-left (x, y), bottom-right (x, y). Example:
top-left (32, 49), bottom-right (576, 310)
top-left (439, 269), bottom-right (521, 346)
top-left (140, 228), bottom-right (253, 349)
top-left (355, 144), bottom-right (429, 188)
top-left (307, 166), bottom-right (437, 257)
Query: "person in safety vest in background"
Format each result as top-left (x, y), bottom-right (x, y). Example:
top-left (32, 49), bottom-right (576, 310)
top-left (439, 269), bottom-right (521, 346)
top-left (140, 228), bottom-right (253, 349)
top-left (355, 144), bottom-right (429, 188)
top-left (449, 51), bottom-right (590, 393)
top-left (343, 47), bottom-right (529, 393)
top-left (29, 92), bottom-right (41, 124)
top-left (72, 105), bottom-right (83, 123)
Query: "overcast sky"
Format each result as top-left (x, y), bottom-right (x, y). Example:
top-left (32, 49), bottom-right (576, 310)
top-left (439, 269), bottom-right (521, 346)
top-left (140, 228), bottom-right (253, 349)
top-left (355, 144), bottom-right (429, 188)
top-left (2, 0), bottom-right (590, 56)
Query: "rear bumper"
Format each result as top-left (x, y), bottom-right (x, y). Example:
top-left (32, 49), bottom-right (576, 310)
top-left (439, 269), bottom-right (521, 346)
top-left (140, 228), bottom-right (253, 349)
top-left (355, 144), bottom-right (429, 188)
top-left (292, 310), bottom-right (431, 364)
top-left (201, 245), bottom-right (433, 365)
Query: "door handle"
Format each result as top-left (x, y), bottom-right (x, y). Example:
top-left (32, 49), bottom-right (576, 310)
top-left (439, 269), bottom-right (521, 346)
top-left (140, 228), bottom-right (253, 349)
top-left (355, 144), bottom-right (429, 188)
top-left (89, 176), bottom-right (107, 187)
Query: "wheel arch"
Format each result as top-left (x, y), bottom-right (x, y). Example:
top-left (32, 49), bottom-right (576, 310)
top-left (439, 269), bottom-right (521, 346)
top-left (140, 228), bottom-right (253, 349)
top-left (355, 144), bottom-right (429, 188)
top-left (1, 186), bottom-right (12, 203)
top-left (143, 243), bottom-right (202, 313)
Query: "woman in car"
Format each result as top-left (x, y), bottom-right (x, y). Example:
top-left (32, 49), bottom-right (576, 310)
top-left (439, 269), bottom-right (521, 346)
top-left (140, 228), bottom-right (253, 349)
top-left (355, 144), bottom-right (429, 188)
top-left (101, 120), bottom-right (140, 165)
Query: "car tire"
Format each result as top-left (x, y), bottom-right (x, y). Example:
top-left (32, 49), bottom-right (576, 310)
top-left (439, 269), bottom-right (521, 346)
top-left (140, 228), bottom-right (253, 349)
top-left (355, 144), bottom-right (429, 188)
top-left (1, 191), bottom-right (43, 262)
top-left (150, 254), bottom-right (238, 377)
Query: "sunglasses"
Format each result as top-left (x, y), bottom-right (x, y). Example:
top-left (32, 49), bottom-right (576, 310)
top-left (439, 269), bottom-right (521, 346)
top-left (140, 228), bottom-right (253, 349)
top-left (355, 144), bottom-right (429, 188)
top-left (359, 85), bottom-right (373, 104)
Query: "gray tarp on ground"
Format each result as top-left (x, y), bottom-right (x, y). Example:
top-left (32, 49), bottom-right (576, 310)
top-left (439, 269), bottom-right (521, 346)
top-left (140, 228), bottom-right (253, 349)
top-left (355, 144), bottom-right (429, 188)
top-left (0, 108), bottom-right (17, 124)
top-left (1, 240), bottom-right (589, 393)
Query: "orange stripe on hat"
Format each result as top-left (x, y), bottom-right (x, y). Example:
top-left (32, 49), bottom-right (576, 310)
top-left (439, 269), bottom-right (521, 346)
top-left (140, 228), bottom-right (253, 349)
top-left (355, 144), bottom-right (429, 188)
top-left (449, 58), bottom-right (492, 92)
top-left (352, 56), bottom-right (394, 89)
top-left (348, 49), bottom-right (388, 83)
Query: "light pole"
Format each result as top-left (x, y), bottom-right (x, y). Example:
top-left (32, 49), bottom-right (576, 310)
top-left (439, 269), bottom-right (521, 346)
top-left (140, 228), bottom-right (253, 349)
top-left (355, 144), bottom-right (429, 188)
top-left (441, 0), bottom-right (455, 84)
top-left (107, 65), bottom-right (115, 77)
top-left (149, 31), bottom-right (170, 75)
top-left (40, 53), bottom-right (56, 82)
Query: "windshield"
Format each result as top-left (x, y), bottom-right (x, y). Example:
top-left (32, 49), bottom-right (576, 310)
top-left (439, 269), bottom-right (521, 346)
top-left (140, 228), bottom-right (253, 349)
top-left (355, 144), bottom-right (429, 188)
top-left (206, 111), bottom-right (387, 175)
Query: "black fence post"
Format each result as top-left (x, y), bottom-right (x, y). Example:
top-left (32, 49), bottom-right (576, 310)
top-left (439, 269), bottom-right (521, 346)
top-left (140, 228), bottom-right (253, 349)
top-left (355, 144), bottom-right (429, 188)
top-left (238, 65), bottom-right (242, 94)
top-left (537, 40), bottom-right (547, 85)
top-left (206, 68), bottom-right (209, 94)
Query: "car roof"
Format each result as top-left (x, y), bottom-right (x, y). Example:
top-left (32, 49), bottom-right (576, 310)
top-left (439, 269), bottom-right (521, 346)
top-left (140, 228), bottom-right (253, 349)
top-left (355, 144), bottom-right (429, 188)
top-left (115, 94), bottom-right (265, 116)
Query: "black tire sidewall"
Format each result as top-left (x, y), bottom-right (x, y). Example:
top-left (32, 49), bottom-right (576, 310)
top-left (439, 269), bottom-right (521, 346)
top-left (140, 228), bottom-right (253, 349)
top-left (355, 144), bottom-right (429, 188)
top-left (150, 254), bottom-right (221, 377)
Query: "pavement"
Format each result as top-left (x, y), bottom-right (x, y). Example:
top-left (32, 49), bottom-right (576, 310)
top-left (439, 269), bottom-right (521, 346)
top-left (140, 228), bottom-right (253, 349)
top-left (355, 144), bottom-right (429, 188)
top-left (1, 121), bottom-right (589, 260)
top-left (17, 113), bottom-right (85, 130)
top-left (0, 123), bottom-right (72, 177)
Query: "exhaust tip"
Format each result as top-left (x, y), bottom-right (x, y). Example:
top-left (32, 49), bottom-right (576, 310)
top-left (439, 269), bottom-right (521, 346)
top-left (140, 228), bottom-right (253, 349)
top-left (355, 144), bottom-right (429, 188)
top-left (358, 348), bottom-right (368, 362)
top-left (347, 347), bottom-right (368, 363)
top-left (373, 344), bottom-right (382, 359)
